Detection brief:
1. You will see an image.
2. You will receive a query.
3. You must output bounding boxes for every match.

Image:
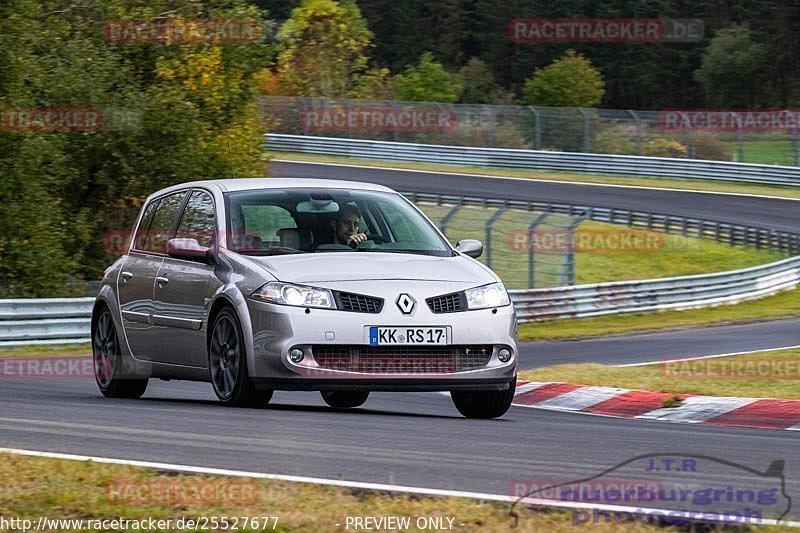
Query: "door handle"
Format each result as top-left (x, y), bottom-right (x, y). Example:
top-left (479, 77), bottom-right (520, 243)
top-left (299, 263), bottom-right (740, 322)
top-left (121, 271), bottom-right (133, 283)
top-left (156, 276), bottom-right (169, 286)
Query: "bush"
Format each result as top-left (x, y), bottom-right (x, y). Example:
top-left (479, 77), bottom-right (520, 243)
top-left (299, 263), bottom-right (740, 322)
top-left (686, 132), bottom-right (732, 161)
top-left (641, 138), bottom-right (688, 158)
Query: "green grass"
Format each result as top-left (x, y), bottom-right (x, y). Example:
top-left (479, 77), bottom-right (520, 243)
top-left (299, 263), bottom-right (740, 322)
top-left (269, 151), bottom-right (800, 200)
top-left (0, 343), bottom-right (91, 357)
top-left (0, 453), bottom-right (673, 532)
top-left (518, 348), bottom-right (800, 400)
top-left (517, 286), bottom-right (800, 341)
top-left (725, 139), bottom-right (797, 166)
top-left (415, 202), bottom-right (784, 289)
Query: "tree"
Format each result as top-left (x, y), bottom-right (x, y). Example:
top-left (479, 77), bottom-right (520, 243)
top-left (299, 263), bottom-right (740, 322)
top-left (394, 52), bottom-right (462, 103)
top-left (694, 24), bottom-right (767, 107)
top-left (273, 0), bottom-right (373, 97)
top-left (521, 49), bottom-right (605, 108)
top-left (348, 67), bottom-right (395, 99)
top-left (457, 57), bottom-right (500, 104)
top-left (0, 0), bottom-right (272, 296)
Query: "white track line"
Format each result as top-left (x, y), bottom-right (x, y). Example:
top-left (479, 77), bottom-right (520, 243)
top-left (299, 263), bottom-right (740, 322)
top-left (2, 448), bottom-right (797, 527)
top-left (616, 344), bottom-right (800, 368)
top-left (273, 159), bottom-right (800, 203)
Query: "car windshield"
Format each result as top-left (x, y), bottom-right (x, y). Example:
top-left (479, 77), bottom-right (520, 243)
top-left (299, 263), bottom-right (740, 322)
top-left (225, 188), bottom-right (454, 257)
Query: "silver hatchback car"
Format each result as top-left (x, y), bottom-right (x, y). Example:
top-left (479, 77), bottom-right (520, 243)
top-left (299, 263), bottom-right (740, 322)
top-left (93, 178), bottom-right (518, 418)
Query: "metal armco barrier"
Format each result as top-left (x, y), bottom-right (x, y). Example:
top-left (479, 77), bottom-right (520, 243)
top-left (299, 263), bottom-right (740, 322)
top-left (511, 255), bottom-right (800, 322)
top-left (0, 298), bottom-right (93, 347)
top-left (1, 255), bottom-right (798, 342)
top-left (265, 134), bottom-right (800, 187)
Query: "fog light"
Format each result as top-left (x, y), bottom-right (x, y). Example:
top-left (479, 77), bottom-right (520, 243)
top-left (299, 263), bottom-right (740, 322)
top-left (498, 348), bottom-right (512, 363)
top-left (289, 348), bottom-right (304, 363)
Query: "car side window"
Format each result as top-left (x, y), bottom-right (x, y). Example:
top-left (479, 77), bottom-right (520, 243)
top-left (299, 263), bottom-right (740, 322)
top-left (241, 205), bottom-right (296, 243)
top-left (143, 191), bottom-right (187, 254)
top-left (176, 190), bottom-right (216, 248)
top-left (133, 200), bottom-right (159, 251)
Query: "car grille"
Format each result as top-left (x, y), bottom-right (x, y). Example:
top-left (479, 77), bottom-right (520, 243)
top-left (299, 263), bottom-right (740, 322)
top-left (426, 292), bottom-right (466, 314)
top-left (334, 291), bottom-right (384, 313)
top-left (312, 345), bottom-right (492, 373)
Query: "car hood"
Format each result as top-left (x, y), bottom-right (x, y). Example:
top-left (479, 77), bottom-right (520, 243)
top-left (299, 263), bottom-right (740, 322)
top-left (249, 252), bottom-right (496, 284)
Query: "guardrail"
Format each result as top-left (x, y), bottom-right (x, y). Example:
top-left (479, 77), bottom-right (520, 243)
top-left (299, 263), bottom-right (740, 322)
top-left (2, 254), bottom-right (798, 344)
top-left (0, 298), bottom-right (93, 347)
top-left (510, 255), bottom-right (800, 321)
top-left (266, 134), bottom-right (800, 187)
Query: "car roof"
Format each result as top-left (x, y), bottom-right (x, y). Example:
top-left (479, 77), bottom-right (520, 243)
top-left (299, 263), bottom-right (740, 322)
top-left (147, 177), bottom-right (396, 199)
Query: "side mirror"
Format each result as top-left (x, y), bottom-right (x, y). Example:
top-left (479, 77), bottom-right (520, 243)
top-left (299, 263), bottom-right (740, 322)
top-left (455, 239), bottom-right (483, 259)
top-left (167, 238), bottom-right (214, 264)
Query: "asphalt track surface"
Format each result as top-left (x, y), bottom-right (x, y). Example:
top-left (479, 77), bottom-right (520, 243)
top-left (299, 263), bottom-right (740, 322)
top-left (271, 160), bottom-right (800, 233)
top-left (2, 378), bottom-right (799, 522)
top-left (518, 317), bottom-right (800, 369)
top-left (3, 162), bottom-right (799, 522)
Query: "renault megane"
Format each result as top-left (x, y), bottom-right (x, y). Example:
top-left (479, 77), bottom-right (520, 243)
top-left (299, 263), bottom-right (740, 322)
top-left (92, 178), bottom-right (518, 418)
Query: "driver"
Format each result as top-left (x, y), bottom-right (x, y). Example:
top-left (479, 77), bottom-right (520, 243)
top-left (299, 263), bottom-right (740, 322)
top-left (331, 205), bottom-right (368, 247)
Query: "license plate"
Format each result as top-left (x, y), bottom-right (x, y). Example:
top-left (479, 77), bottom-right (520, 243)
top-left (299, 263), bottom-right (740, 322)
top-left (369, 326), bottom-right (449, 346)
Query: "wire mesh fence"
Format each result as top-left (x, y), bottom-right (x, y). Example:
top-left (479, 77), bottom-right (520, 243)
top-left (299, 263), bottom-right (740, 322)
top-left (260, 96), bottom-right (800, 166)
top-left (414, 201), bottom-right (584, 289)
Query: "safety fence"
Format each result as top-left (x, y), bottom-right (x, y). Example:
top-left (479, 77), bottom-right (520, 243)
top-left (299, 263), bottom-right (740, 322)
top-left (261, 96), bottom-right (800, 167)
top-left (265, 133), bottom-right (800, 187)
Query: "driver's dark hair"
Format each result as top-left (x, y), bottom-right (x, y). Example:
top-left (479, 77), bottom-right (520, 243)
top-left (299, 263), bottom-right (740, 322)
top-left (338, 204), bottom-right (361, 220)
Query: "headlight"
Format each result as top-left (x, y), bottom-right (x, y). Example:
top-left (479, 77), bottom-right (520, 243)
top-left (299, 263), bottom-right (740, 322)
top-left (251, 282), bottom-right (336, 309)
top-left (465, 282), bottom-right (510, 310)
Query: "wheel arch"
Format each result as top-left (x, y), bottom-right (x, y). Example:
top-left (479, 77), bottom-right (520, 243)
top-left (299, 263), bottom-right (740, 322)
top-left (206, 292), bottom-right (257, 375)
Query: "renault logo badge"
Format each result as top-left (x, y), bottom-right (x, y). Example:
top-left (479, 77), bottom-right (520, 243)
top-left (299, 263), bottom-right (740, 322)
top-left (396, 293), bottom-right (416, 314)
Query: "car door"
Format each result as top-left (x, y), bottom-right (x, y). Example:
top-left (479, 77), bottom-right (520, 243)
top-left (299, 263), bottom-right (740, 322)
top-left (117, 191), bottom-right (186, 359)
top-left (152, 189), bottom-right (221, 367)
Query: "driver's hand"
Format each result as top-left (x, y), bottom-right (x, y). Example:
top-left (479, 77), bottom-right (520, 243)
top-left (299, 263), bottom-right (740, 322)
top-left (347, 233), bottom-right (368, 247)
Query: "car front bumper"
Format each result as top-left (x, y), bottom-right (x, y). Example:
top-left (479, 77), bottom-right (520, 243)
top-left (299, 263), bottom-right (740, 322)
top-left (245, 284), bottom-right (518, 391)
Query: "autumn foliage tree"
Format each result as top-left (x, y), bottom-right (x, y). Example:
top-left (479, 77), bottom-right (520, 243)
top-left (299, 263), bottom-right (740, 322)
top-left (521, 50), bottom-right (606, 108)
top-left (271, 0), bottom-right (373, 97)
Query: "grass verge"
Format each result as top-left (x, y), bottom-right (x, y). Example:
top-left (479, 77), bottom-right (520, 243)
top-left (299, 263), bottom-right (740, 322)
top-left (0, 453), bottom-right (672, 532)
top-left (518, 348), bottom-right (800, 400)
top-left (517, 286), bottom-right (800, 341)
top-left (0, 343), bottom-right (91, 357)
top-left (416, 201), bottom-right (784, 288)
top-left (269, 151), bottom-right (800, 200)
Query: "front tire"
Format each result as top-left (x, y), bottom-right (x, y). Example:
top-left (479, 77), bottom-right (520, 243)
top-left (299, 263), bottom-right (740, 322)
top-left (451, 379), bottom-right (516, 419)
top-left (92, 307), bottom-right (148, 399)
top-left (321, 391), bottom-right (369, 409)
top-left (209, 307), bottom-right (272, 407)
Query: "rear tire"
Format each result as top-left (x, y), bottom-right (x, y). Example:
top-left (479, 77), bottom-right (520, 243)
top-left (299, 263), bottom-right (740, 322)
top-left (451, 379), bottom-right (516, 419)
top-left (209, 307), bottom-right (273, 408)
top-left (92, 307), bottom-right (149, 399)
top-left (321, 391), bottom-right (369, 409)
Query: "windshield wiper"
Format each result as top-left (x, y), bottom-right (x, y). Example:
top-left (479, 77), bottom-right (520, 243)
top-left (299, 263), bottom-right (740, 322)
top-left (359, 248), bottom-right (442, 256)
top-left (233, 246), bottom-right (305, 256)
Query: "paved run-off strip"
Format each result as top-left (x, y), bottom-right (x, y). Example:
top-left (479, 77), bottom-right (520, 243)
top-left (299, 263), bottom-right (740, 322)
top-left (511, 381), bottom-right (800, 431)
